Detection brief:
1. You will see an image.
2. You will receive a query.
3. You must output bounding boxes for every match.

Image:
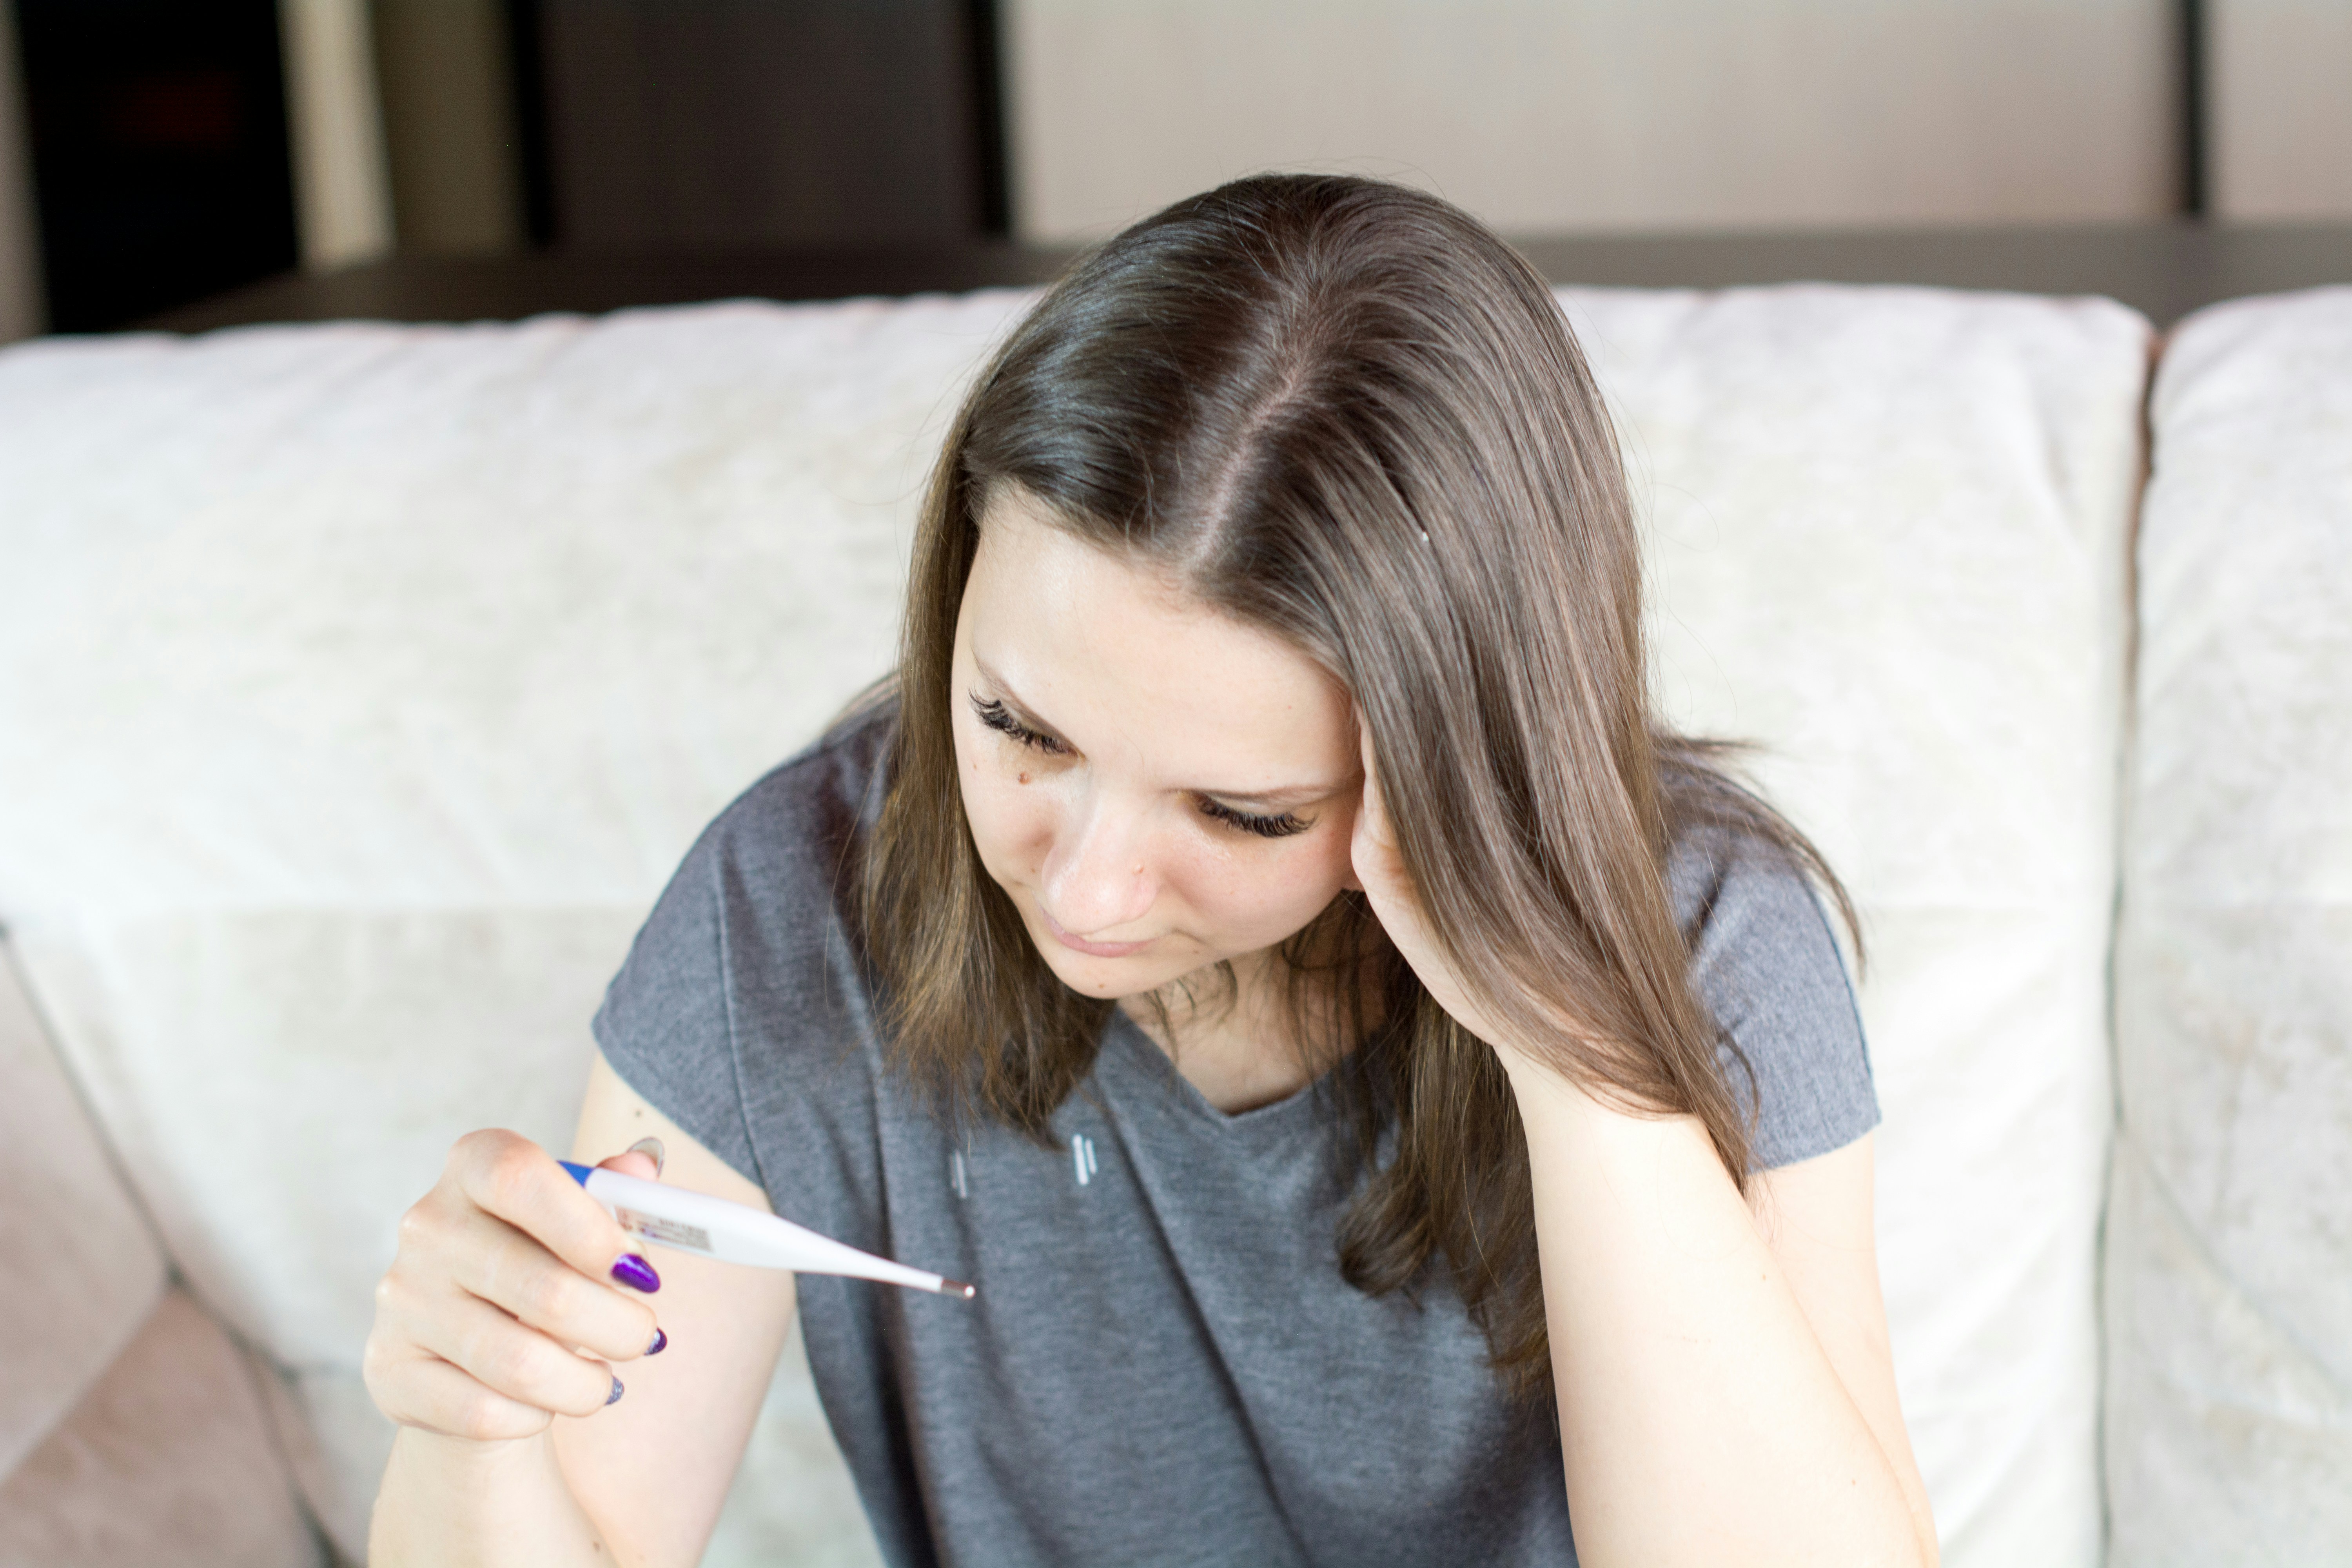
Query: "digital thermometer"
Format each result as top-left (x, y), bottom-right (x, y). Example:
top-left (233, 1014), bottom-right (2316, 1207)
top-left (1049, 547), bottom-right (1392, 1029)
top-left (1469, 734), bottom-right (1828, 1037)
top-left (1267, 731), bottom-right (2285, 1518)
top-left (561, 1161), bottom-right (975, 1299)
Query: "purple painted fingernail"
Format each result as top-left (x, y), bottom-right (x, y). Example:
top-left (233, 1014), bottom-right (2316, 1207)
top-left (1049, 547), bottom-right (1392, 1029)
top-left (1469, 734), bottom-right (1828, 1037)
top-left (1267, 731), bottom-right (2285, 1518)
top-left (647, 1328), bottom-right (668, 1356)
top-left (610, 1252), bottom-right (661, 1293)
top-left (606, 1375), bottom-right (625, 1406)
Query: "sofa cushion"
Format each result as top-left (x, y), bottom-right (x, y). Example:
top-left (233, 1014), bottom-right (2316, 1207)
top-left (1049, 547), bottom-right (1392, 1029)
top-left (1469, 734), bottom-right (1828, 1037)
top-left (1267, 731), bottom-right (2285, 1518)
top-left (246, 1320), bottom-right (872, 1568)
top-left (2107, 285), bottom-right (2352, 1563)
top-left (1579, 286), bottom-right (2146, 1566)
top-left (0, 294), bottom-right (1026, 1564)
top-left (0, 1285), bottom-right (320, 1568)
top-left (0, 936), bottom-right (166, 1481)
top-left (0, 283), bottom-right (2149, 1565)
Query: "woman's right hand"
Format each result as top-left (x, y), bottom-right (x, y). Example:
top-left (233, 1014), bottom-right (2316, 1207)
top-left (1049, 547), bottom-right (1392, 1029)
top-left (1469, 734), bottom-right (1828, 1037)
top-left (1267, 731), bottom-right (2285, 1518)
top-left (365, 1129), bottom-right (669, 1445)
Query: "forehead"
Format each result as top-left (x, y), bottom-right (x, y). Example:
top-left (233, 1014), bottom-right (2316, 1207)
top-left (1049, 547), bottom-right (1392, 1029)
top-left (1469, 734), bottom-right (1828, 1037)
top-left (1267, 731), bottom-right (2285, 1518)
top-left (962, 491), bottom-right (1352, 788)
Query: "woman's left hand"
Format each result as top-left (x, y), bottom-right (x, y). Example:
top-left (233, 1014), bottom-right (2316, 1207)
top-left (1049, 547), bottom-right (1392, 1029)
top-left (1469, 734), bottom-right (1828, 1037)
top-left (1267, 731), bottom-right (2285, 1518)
top-left (1349, 723), bottom-right (1531, 1068)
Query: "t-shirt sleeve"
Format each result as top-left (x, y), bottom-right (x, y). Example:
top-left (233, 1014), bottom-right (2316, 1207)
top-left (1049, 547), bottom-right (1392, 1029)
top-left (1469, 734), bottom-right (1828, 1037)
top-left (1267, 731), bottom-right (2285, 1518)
top-left (1676, 836), bottom-right (1881, 1171)
top-left (592, 818), bottom-right (765, 1185)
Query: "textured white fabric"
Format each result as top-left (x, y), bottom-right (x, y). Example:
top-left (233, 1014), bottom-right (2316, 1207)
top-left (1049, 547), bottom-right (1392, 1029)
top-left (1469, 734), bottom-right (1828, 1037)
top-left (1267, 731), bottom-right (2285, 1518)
top-left (2108, 287), bottom-right (2352, 1563)
top-left (0, 283), bottom-right (2147, 1563)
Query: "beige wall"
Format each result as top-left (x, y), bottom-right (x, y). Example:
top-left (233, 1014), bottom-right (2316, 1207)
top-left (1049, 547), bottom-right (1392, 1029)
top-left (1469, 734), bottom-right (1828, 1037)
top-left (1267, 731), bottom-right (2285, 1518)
top-left (1005, 0), bottom-right (2183, 242)
top-left (2211, 0), bottom-right (2352, 221)
top-left (279, 0), bottom-right (396, 271)
top-left (0, 0), bottom-right (40, 343)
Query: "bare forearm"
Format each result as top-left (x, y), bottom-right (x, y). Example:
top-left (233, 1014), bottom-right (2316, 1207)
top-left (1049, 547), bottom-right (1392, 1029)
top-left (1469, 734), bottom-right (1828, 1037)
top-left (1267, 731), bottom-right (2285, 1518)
top-left (1506, 1060), bottom-right (1933, 1568)
top-left (370, 1428), bottom-right (617, 1568)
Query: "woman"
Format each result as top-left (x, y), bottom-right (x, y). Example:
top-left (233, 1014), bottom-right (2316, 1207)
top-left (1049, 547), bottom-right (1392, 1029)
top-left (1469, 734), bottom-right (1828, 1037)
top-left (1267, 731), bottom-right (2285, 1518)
top-left (365, 174), bottom-right (1938, 1566)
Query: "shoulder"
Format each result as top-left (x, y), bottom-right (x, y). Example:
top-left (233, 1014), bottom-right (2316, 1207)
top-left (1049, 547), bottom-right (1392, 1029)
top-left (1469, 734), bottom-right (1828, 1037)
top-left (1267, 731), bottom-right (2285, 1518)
top-left (1664, 822), bottom-right (1880, 1171)
top-left (685, 698), bottom-right (897, 903)
top-left (1665, 822), bottom-right (1837, 971)
top-left (633, 695), bottom-right (898, 1031)
top-left (591, 700), bottom-right (898, 1184)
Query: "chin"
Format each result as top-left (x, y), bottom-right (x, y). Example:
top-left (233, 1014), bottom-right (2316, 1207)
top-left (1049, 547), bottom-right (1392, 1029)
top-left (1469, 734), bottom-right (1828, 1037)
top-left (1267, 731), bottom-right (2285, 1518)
top-left (1057, 965), bottom-right (1140, 1000)
top-left (1024, 926), bottom-right (1165, 999)
top-left (1003, 904), bottom-right (1178, 999)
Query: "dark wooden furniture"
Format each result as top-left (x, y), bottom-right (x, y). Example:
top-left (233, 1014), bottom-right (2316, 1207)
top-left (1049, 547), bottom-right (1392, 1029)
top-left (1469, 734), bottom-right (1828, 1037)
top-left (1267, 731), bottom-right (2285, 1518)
top-left (518, 0), bottom-right (1004, 249)
top-left (16, 0), bottom-right (299, 332)
top-left (151, 220), bottom-right (2352, 335)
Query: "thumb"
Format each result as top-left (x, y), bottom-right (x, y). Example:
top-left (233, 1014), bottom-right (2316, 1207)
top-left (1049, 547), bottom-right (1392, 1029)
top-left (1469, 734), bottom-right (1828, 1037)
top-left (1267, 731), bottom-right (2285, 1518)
top-left (597, 1135), bottom-right (664, 1183)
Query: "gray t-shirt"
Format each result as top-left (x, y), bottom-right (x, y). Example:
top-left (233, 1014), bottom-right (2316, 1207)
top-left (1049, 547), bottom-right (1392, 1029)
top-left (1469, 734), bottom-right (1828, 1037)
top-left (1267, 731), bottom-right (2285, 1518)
top-left (593, 711), bottom-right (1878, 1568)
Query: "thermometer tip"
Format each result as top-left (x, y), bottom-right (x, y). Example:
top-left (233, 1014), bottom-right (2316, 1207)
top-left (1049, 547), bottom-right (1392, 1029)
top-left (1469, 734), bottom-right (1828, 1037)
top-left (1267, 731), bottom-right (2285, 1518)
top-left (939, 1278), bottom-right (976, 1300)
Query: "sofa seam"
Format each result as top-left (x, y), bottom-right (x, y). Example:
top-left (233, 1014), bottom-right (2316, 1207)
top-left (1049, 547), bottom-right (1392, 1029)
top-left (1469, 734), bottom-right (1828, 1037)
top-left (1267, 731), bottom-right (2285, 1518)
top-left (2089, 317), bottom-right (2162, 1568)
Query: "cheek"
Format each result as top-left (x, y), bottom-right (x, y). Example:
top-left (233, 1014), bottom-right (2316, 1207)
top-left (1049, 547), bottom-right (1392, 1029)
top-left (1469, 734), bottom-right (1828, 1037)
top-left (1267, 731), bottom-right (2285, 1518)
top-left (1169, 832), bottom-right (1356, 947)
top-left (955, 743), bottom-right (1056, 880)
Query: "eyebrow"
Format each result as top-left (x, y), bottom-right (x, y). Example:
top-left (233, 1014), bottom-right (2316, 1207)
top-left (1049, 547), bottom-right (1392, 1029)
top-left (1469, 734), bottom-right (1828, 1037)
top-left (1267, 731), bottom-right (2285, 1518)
top-left (971, 659), bottom-right (1354, 809)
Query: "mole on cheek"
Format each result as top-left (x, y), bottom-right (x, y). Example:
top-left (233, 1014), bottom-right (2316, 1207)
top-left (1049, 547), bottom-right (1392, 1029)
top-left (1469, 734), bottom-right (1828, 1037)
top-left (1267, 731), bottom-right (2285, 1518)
top-left (1018, 772), bottom-right (1030, 785)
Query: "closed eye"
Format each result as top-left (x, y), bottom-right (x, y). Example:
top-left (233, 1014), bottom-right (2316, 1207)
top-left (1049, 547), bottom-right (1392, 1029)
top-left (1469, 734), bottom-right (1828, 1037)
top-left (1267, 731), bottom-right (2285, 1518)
top-left (1198, 796), bottom-right (1311, 839)
top-left (970, 694), bottom-right (1069, 756)
top-left (973, 690), bottom-right (1309, 839)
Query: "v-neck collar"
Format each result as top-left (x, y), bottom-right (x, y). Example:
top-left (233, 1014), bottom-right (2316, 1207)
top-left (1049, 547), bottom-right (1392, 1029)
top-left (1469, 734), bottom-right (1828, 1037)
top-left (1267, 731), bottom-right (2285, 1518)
top-left (1097, 1007), bottom-right (1342, 1138)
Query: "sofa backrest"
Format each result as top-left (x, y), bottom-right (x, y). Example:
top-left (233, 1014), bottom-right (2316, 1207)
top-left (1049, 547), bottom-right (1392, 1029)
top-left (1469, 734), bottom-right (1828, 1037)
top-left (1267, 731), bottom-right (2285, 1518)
top-left (2106, 285), bottom-right (2352, 1563)
top-left (0, 283), bottom-right (2150, 1564)
top-left (1584, 286), bottom-right (2147, 1565)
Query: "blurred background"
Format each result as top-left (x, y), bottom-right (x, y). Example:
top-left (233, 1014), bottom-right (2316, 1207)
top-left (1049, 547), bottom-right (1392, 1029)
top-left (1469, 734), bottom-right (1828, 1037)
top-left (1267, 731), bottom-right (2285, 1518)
top-left (0, 0), bottom-right (2348, 343)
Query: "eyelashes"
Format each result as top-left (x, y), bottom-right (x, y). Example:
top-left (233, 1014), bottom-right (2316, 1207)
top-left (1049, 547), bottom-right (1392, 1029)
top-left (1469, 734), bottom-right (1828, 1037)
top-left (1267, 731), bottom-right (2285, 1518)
top-left (1196, 796), bottom-right (1312, 840)
top-left (971, 695), bottom-right (1067, 755)
top-left (966, 692), bottom-right (1311, 841)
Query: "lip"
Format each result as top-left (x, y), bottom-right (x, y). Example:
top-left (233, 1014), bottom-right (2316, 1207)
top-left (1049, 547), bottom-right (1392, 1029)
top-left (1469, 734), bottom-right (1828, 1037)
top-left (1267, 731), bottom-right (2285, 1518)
top-left (1038, 905), bottom-right (1153, 959)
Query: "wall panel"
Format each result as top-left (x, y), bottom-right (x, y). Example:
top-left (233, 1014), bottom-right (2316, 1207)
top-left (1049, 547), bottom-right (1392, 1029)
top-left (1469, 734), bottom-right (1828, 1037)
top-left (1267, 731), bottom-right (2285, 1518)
top-left (278, 0), bottom-right (394, 270)
top-left (535, 0), bottom-right (991, 248)
top-left (1006, 0), bottom-right (2182, 241)
top-left (372, 0), bottom-right (525, 256)
top-left (0, 0), bottom-right (39, 342)
top-left (2210, 0), bottom-right (2352, 221)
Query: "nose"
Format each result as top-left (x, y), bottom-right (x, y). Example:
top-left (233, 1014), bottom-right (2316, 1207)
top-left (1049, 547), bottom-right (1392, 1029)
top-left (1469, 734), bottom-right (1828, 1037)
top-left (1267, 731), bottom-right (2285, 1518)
top-left (1040, 793), bottom-right (1158, 938)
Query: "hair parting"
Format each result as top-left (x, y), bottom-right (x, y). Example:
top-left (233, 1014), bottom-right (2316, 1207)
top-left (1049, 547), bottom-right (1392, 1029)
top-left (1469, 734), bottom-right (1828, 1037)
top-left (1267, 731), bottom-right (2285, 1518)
top-left (859, 173), bottom-right (1857, 1399)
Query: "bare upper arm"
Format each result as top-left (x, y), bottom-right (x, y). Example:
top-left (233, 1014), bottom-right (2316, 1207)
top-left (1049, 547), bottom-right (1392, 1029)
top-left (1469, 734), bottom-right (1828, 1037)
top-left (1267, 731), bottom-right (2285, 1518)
top-left (550, 1049), bottom-right (800, 1568)
top-left (1749, 1134), bottom-right (1938, 1558)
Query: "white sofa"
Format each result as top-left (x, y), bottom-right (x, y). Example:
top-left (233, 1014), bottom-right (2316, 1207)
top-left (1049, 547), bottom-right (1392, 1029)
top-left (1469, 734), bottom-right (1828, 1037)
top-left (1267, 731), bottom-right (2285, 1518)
top-left (0, 278), bottom-right (2343, 1567)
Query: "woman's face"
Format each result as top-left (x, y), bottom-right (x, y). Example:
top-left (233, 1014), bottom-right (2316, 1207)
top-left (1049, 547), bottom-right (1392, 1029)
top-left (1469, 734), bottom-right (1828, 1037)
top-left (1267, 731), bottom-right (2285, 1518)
top-left (950, 488), bottom-right (1364, 1002)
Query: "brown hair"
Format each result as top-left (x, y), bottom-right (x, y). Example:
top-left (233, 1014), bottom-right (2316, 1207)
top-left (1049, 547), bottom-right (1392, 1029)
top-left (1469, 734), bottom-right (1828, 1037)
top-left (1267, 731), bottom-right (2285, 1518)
top-left (861, 173), bottom-right (1856, 1398)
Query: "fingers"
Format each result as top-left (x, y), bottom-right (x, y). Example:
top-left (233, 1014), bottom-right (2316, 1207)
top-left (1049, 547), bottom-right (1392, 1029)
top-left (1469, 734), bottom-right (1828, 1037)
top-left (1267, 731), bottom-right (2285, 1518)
top-left (439, 1203), bottom-right (660, 1365)
top-left (409, 1286), bottom-right (626, 1422)
top-left (367, 1130), bottom-right (682, 1446)
top-left (452, 1129), bottom-right (655, 1296)
top-left (368, 1244), bottom-right (624, 1441)
top-left (367, 1344), bottom-right (559, 1443)
top-left (597, 1142), bottom-right (661, 1182)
